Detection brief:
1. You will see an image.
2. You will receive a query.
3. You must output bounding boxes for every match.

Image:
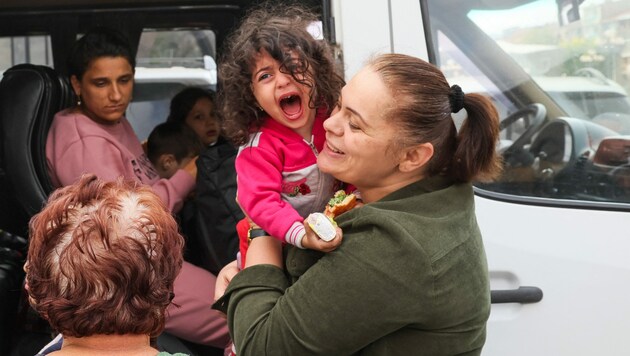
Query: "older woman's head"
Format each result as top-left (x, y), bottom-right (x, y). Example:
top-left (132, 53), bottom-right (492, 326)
top-left (318, 53), bottom-right (501, 202)
top-left (25, 174), bottom-right (184, 338)
top-left (67, 27), bottom-right (135, 125)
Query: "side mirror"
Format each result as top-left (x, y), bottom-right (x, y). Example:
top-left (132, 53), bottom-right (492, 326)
top-left (557, 0), bottom-right (585, 25)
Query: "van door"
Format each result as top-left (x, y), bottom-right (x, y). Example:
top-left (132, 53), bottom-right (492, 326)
top-left (424, 1), bottom-right (630, 355)
top-left (334, 1), bottom-right (630, 355)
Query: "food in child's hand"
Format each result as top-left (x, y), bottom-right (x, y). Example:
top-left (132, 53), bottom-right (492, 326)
top-left (307, 190), bottom-right (356, 242)
top-left (324, 190), bottom-right (357, 218)
top-left (306, 212), bottom-right (337, 241)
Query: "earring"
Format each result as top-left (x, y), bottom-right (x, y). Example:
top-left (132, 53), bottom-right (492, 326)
top-left (77, 95), bottom-right (82, 107)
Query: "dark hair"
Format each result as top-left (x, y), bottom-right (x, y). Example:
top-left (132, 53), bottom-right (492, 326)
top-left (218, 2), bottom-right (344, 145)
top-left (146, 121), bottom-right (203, 164)
top-left (369, 54), bottom-right (502, 183)
top-left (26, 174), bottom-right (184, 338)
top-left (167, 87), bottom-right (216, 124)
top-left (67, 27), bottom-right (136, 80)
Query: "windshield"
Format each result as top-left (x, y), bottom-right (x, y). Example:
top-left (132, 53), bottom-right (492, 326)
top-left (426, 0), bottom-right (630, 206)
top-left (470, 0), bottom-right (630, 120)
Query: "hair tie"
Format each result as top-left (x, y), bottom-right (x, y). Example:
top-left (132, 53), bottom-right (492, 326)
top-left (449, 84), bottom-right (465, 113)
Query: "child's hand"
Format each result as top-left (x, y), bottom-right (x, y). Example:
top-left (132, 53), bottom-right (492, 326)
top-left (301, 221), bottom-right (342, 252)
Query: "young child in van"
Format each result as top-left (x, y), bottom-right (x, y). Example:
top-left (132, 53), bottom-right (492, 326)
top-left (218, 4), bottom-right (346, 267)
top-left (147, 121), bottom-right (203, 179)
top-left (167, 87), bottom-right (222, 147)
top-left (167, 87), bottom-right (244, 274)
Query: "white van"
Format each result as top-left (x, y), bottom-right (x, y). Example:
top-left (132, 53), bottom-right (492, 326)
top-left (336, 1), bottom-right (630, 355)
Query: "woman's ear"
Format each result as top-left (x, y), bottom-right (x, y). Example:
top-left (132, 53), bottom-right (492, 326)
top-left (398, 143), bottom-right (434, 173)
top-left (70, 75), bottom-right (81, 97)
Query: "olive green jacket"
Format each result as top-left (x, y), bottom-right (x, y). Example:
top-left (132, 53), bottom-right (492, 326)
top-left (214, 176), bottom-right (490, 355)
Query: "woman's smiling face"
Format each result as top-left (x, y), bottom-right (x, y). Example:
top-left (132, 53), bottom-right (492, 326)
top-left (318, 66), bottom-right (402, 201)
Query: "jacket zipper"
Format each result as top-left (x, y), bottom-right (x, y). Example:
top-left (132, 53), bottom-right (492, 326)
top-left (304, 135), bottom-right (318, 155)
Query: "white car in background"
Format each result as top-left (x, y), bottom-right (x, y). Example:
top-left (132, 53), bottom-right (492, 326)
top-left (453, 70), bottom-right (630, 129)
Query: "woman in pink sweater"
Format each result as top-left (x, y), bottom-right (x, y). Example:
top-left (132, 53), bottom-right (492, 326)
top-left (45, 27), bottom-right (230, 350)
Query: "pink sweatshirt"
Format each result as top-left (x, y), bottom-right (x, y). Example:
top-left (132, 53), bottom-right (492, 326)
top-left (46, 109), bottom-right (194, 213)
top-left (236, 111), bottom-right (337, 248)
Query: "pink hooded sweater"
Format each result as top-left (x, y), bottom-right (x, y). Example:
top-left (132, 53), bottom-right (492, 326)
top-left (46, 109), bottom-right (194, 213)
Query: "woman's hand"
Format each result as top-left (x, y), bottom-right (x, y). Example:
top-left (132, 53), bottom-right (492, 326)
top-left (214, 259), bottom-right (239, 302)
top-left (301, 222), bottom-right (343, 252)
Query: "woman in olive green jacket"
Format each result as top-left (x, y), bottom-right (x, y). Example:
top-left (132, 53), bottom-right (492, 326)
top-left (214, 53), bottom-right (502, 356)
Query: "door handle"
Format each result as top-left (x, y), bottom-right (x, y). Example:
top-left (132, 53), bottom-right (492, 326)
top-left (491, 286), bottom-right (543, 304)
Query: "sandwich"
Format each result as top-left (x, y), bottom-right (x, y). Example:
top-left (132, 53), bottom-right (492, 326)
top-left (324, 190), bottom-right (357, 219)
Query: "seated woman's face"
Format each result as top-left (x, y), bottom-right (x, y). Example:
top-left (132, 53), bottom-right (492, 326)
top-left (71, 56), bottom-right (134, 125)
top-left (318, 67), bottom-right (401, 189)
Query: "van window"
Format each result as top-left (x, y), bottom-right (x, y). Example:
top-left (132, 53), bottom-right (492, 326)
top-left (437, 30), bottom-right (516, 125)
top-left (428, 0), bottom-right (630, 205)
top-left (128, 28), bottom-right (217, 140)
top-left (0, 35), bottom-right (53, 72)
top-left (136, 29), bottom-right (216, 67)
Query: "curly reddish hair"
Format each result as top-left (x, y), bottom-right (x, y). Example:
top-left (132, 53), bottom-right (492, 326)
top-left (25, 174), bottom-right (184, 337)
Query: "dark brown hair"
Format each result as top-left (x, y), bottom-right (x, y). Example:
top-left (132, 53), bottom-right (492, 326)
top-left (369, 54), bottom-right (502, 182)
top-left (147, 121), bottom-right (203, 165)
top-left (218, 2), bottom-right (344, 145)
top-left (67, 27), bottom-right (135, 81)
top-left (26, 174), bottom-right (184, 337)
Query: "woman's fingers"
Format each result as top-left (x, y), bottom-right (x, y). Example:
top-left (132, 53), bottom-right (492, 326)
top-left (214, 260), bottom-right (239, 302)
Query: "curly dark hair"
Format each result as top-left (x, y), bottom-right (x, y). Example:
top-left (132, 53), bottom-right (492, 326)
top-left (25, 174), bottom-right (184, 338)
top-left (218, 2), bottom-right (344, 145)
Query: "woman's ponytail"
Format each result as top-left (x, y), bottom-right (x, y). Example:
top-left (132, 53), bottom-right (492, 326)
top-left (451, 93), bottom-right (502, 182)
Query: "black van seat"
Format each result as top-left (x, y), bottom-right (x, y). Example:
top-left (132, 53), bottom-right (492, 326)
top-left (0, 64), bottom-right (74, 235)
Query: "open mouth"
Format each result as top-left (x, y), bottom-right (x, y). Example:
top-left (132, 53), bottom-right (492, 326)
top-left (279, 94), bottom-right (303, 120)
